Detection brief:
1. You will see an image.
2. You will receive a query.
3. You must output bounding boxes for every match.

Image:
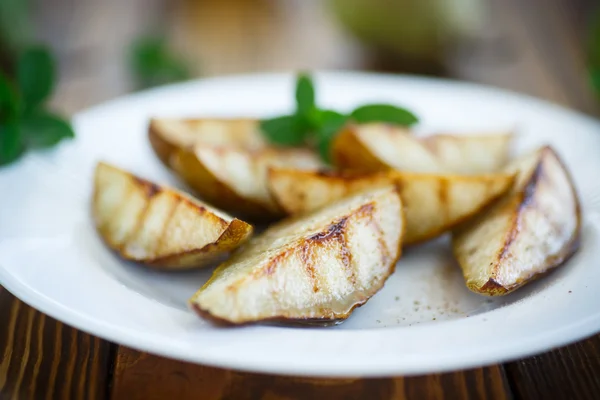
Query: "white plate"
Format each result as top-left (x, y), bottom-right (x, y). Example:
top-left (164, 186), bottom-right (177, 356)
top-left (1, 71), bottom-right (600, 377)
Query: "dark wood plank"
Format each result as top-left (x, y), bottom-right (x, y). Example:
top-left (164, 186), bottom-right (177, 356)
top-left (110, 347), bottom-right (511, 400)
top-left (0, 286), bottom-right (113, 400)
top-left (516, 0), bottom-right (599, 116)
top-left (505, 335), bottom-right (600, 400)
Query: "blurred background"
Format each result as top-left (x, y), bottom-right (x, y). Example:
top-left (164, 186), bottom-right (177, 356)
top-left (1, 0), bottom-right (599, 116)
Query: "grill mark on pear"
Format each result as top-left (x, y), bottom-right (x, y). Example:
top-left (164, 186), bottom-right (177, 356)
top-left (122, 190), bottom-right (152, 255)
top-left (154, 196), bottom-right (181, 256)
top-left (363, 204), bottom-right (391, 266)
top-left (133, 176), bottom-right (162, 198)
top-left (121, 176), bottom-right (165, 256)
top-left (190, 188), bottom-right (404, 324)
top-left (438, 177), bottom-right (449, 223)
top-left (112, 180), bottom-right (141, 247)
top-left (308, 216), bottom-right (355, 286)
top-left (466, 147), bottom-right (582, 295)
top-left (299, 243), bottom-right (319, 293)
top-left (494, 159), bottom-right (544, 280)
top-left (337, 227), bottom-right (355, 286)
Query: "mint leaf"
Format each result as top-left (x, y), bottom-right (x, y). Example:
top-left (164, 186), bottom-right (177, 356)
top-left (590, 12), bottom-right (600, 97)
top-left (130, 36), bottom-right (190, 89)
top-left (21, 111), bottom-right (74, 148)
top-left (18, 46), bottom-right (55, 112)
top-left (591, 69), bottom-right (600, 95)
top-left (0, 72), bottom-right (20, 119)
top-left (351, 104), bottom-right (419, 126)
top-left (260, 115), bottom-right (306, 146)
top-left (316, 110), bottom-right (347, 162)
top-left (295, 73), bottom-right (316, 117)
top-left (17, 46), bottom-right (55, 113)
top-left (259, 72), bottom-right (421, 156)
top-left (0, 121), bottom-right (24, 166)
top-left (317, 110), bottom-right (347, 136)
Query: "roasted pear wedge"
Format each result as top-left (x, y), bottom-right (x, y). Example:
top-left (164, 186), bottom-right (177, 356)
top-left (148, 118), bottom-right (266, 167)
top-left (422, 133), bottom-right (512, 174)
top-left (93, 162), bottom-right (253, 269)
top-left (452, 146), bottom-right (581, 295)
top-left (268, 168), bottom-right (514, 245)
top-left (331, 123), bottom-right (440, 173)
top-left (189, 185), bottom-right (404, 325)
top-left (331, 123), bottom-right (512, 174)
top-left (171, 145), bottom-right (322, 220)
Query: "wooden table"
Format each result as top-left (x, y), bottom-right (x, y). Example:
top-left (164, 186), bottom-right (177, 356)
top-left (2, 0), bottom-right (600, 398)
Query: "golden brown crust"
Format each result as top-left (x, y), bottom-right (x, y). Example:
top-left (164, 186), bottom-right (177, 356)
top-left (93, 162), bottom-right (253, 270)
top-left (191, 267), bottom-right (396, 326)
top-left (333, 126), bottom-right (513, 174)
top-left (190, 186), bottom-right (405, 325)
top-left (491, 147), bottom-right (578, 290)
top-left (267, 168), bottom-right (514, 246)
top-left (193, 239), bottom-right (405, 326)
top-left (191, 302), bottom-right (349, 327)
top-left (137, 217), bottom-right (253, 267)
top-left (253, 204), bottom-right (376, 290)
top-left (330, 124), bottom-right (391, 172)
top-left (491, 147), bottom-right (581, 294)
top-left (148, 117), bottom-right (265, 168)
top-left (171, 148), bottom-right (282, 221)
top-left (454, 146), bottom-right (582, 296)
top-left (148, 119), bottom-right (178, 167)
top-left (478, 278), bottom-right (506, 295)
top-left (399, 173), bottom-right (515, 246)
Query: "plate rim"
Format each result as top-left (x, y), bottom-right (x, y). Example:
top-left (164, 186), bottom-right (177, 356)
top-left (2, 70), bottom-right (600, 377)
top-left (2, 265), bottom-right (600, 377)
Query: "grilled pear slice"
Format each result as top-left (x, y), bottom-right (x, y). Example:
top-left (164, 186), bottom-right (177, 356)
top-left (331, 123), bottom-right (439, 173)
top-left (171, 145), bottom-right (322, 220)
top-left (93, 162), bottom-right (253, 269)
top-left (331, 123), bottom-right (512, 174)
top-left (452, 146), bottom-right (581, 295)
top-left (267, 168), bottom-right (514, 245)
top-left (148, 118), bottom-right (266, 166)
top-left (422, 133), bottom-right (512, 174)
top-left (189, 185), bottom-right (404, 325)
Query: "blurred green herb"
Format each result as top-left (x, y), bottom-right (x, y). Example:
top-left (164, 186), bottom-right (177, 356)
top-left (590, 10), bottom-right (600, 97)
top-left (129, 36), bottom-right (190, 90)
top-left (260, 73), bottom-right (419, 163)
top-left (259, 115), bottom-right (306, 146)
top-left (351, 104), bottom-right (418, 125)
top-left (0, 0), bottom-right (32, 65)
top-left (315, 110), bottom-right (348, 161)
top-left (0, 46), bottom-right (74, 166)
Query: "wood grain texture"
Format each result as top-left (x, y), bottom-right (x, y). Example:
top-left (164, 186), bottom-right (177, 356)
top-left (0, 287), bottom-right (113, 400)
top-left (447, 0), bottom-right (599, 117)
top-left (505, 335), bottom-right (600, 400)
top-left (111, 347), bottom-right (511, 400)
top-left (516, 0), bottom-right (599, 116)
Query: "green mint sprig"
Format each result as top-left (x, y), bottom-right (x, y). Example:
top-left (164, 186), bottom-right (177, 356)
top-left (259, 73), bottom-right (419, 162)
top-left (129, 36), bottom-right (190, 90)
top-left (590, 9), bottom-right (600, 98)
top-left (0, 45), bottom-right (74, 166)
